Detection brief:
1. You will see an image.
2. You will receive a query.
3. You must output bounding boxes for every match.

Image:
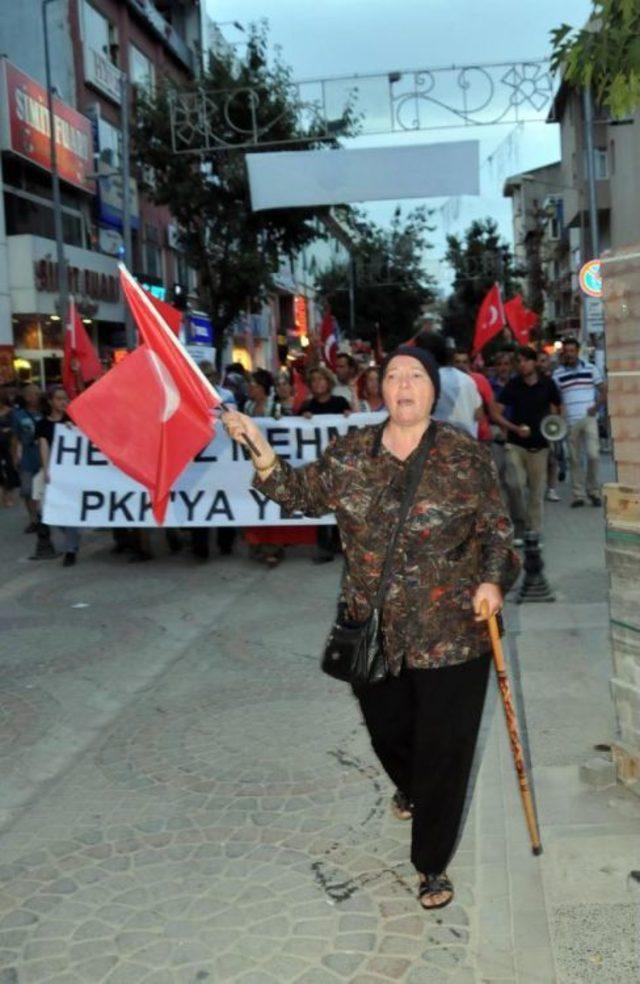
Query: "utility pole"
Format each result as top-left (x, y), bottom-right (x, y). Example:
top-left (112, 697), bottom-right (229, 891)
top-left (582, 85), bottom-right (600, 347)
top-left (120, 72), bottom-right (135, 349)
top-left (582, 85), bottom-right (600, 259)
top-left (42, 0), bottom-right (68, 328)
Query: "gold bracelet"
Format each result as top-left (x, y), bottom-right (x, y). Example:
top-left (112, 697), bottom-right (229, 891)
top-left (253, 455), bottom-right (278, 474)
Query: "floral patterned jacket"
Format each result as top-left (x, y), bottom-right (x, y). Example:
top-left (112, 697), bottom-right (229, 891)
top-left (254, 420), bottom-right (520, 673)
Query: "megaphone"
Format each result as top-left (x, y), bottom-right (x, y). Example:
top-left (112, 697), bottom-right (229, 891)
top-left (540, 414), bottom-right (568, 443)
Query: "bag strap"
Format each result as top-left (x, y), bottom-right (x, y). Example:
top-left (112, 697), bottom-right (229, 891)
top-left (373, 421), bottom-right (437, 609)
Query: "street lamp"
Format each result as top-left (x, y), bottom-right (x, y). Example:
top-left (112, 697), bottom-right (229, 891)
top-left (42, 0), bottom-right (68, 328)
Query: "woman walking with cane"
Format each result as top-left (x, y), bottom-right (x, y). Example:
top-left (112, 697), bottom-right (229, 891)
top-left (222, 346), bottom-right (520, 910)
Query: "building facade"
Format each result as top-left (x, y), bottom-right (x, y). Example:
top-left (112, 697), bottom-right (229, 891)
top-left (0, 0), bottom-right (202, 385)
top-left (503, 80), bottom-right (640, 341)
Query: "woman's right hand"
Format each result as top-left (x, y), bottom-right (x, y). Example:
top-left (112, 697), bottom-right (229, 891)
top-left (221, 409), bottom-right (271, 459)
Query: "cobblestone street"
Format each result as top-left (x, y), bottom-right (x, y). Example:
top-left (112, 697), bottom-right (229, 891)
top-left (1, 461), bottom-right (639, 984)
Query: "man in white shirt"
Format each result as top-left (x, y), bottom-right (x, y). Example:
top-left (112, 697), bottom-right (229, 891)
top-left (415, 332), bottom-right (480, 438)
top-left (553, 338), bottom-right (606, 507)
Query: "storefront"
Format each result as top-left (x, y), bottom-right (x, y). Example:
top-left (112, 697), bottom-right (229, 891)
top-left (8, 234), bottom-right (124, 384)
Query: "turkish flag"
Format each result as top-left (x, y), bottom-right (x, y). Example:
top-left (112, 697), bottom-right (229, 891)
top-left (319, 306), bottom-right (339, 370)
top-left (504, 294), bottom-right (539, 345)
top-left (291, 367), bottom-right (309, 412)
top-left (67, 264), bottom-right (220, 525)
top-left (145, 291), bottom-right (183, 336)
top-left (62, 298), bottom-right (103, 398)
top-left (472, 283), bottom-right (506, 355)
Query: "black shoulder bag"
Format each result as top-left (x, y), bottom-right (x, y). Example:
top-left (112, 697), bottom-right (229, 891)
top-left (321, 422), bottom-right (436, 686)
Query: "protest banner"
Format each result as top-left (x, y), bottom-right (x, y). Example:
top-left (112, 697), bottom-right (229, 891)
top-left (43, 413), bottom-right (385, 527)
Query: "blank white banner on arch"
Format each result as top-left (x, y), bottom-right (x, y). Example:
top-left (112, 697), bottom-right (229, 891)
top-left (246, 141), bottom-right (479, 211)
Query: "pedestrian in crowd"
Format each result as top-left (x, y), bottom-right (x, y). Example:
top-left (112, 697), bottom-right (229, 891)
top-left (300, 366), bottom-right (352, 418)
top-left (358, 365), bottom-right (386, 413)
top-left (244, 369), bottom-right (275, 418)
top-left (553, 337), bottom-right (606, 508)
top-left (199, 362), bottom-right (237, 408)
top-left (299, 366), bottom-right (352, 563)
top-left (452, 349), bottom-right (495, 443)
top-left (415, 332), bottom-right (481, 437)
top-left (495, 346), bottom-right (562, 542)
top-left (537, 350), bottom-right (561, 501)
top-left (222, 345), bottom-right (519, 910)
top-left (487, 349), bottom-right (514, 400)
top-left (35, 386), bottom-right (81, 566)
top-left (484, 350), bottom-right (525, 526)
top-left (243, 368), bottom-right (284, 567)
top-left (333, 352), bottom-right (360, 409)
top-left (186, 362), bottom-right (237, 560)
top-left (274, 372), bottom-right (295, 418)
top-left (223, 363), bottom-right (249, 411)
top-left (0, 385), bottom-right (19, 507)
top-left (10, 383), bottom-right (43, 532)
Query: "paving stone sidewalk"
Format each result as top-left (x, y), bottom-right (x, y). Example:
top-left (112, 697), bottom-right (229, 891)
top-left (0, 461), bottom-right (638, 983)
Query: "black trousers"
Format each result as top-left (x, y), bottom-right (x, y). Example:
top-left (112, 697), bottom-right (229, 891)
top-left (354, 652), bottom-right (490, 875)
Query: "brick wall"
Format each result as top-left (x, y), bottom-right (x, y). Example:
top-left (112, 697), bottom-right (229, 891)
top-left (602, 244), bottom-right (640, 789)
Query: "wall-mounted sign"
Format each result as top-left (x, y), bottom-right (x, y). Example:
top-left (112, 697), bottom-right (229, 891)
top-left (186, 312), bottom-right (213, 346)
top-left (578, 259), bottom-right (602, 298)
top-left (294, 295), bottom-right (308, 337)
top-left (98, 226), bottom-right (124, 257)
top-left (83, 46), bottom-right (122, 104)
top-left (0, 59), bottom-right (94, 192)
top-left (97, 160), bottom-right (140, 230)
top-left (584, 296), bottom-right (605, 335)
top-left (34, 258), bottom-right (120, 304)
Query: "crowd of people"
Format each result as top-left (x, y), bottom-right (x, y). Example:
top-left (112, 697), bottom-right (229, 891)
top-left (0, 332), bottom-right (606, 565)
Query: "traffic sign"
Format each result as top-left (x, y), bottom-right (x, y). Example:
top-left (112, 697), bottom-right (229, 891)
top-left (584, 296), bottom-right (605, 335)
top-left (579, 260), bottom-right (602, 298)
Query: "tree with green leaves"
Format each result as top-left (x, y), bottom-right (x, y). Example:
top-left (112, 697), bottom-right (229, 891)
top-left (551, 0), bottom-right (640, 118)
top-left (314, 206), bottom-right (437, 350)
top-left (133, 23), bottom-right (355, 355)
top-left (442, 218), bottom-right (523, 351)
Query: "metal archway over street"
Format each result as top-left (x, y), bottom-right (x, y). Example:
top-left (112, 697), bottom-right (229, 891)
top-left (168, 58), bottom-right (554, 154)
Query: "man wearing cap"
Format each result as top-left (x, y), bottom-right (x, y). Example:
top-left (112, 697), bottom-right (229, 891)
top-left (223, 345), bottom-right (519, 912)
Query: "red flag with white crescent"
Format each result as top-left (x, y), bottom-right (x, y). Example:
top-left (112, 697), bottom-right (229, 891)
top-left (319, 306), bottom-right (338, 370)
top-left (67, 264), bottom-right (220, 524)
top-left (62, 297), bottom-right (103, 398)
top-left (472, 283), bottom-right (506, 355)
top-left (504, 294), bottom-right (539, 346)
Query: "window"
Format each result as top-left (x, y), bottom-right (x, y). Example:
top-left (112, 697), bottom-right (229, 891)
top-left (82, 1), bottom-right (117, 62)
top-left (176, 251), bottom-right (190, 289)
top-left (544, 197), bottom-right (563, 241)
top-left (4, 191), bottom-right (84, 248)
top-left (583, 148), bottom-right (609, 181)
top-left (144, 224), bottom-right (162, 279)
top-left (130, 45), bottom-right (155, 92)
top-left (97, 117), bottom-right (121, 170)
top-left (594, 148), bottom-right (608, 180)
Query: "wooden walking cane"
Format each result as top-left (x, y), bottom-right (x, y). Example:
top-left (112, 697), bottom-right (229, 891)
top-left (480, 600), bottom-right (543, 856)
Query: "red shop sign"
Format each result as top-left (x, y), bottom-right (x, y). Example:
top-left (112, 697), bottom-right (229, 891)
top-left (0, 59), bottom-right (94, 193)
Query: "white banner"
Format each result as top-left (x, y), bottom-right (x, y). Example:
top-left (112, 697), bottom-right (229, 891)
top-left (43, 413), bottom-right (385, 527)
top-left (246, 142), bottom-right (479, 211)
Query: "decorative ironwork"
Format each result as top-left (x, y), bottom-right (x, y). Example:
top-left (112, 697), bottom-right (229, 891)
top-left (169, 59), bottom-right (556, 154)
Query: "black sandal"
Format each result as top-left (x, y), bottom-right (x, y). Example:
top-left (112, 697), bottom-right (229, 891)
top-left (418, 872), bottom-right (454, 910)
